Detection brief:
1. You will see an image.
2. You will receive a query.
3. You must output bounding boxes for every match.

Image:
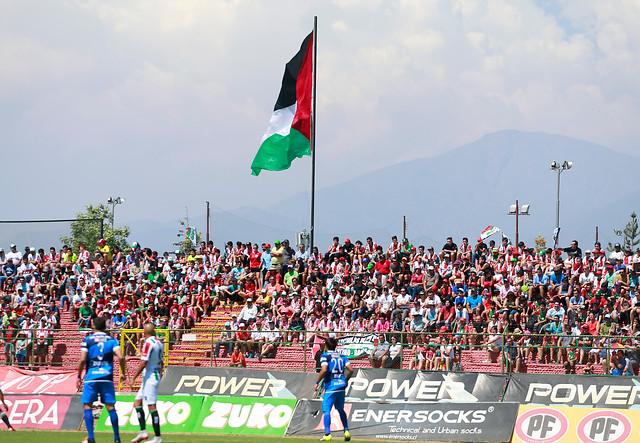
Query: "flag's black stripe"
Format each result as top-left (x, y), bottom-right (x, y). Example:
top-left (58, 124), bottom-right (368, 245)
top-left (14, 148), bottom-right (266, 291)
top-left (274, 32), bottom-right (312, 111)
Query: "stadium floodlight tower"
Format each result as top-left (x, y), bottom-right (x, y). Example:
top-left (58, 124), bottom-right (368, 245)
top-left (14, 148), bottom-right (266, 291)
top-left (508, 201), bottom-right (530, 247)
top-left (107, 196), bottom-right (125, 229)
top-left (550, 161), bottom-right (572, 241)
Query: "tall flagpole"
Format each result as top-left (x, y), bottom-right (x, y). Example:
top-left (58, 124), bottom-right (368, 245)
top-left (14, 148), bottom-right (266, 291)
top-left (310, 16), bottom-right (317, 251)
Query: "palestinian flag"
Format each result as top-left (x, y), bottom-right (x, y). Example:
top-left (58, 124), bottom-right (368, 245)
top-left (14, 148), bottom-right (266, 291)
top-left (251, 32), bottom-right (313, 176)
top-left (478, 225), bottom-right (501, 242)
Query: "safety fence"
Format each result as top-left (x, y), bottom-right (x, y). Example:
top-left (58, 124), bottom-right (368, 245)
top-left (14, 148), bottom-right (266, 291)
top-left (0, 327), bottom-right (637, 377)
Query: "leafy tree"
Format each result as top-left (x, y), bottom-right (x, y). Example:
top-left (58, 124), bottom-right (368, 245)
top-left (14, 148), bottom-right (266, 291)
top-left (609, 212), bottom-right (640, 252)
top-left (60, 203), bottom-right (130, 254)
top-left (173, 219), bottom-right (203, 254)
top-left (534, 234), bottom-right (547, 252)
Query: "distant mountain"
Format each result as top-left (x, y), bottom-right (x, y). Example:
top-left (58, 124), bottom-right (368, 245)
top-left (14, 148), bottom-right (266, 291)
top-left (3, 131), bottom-right (637, 252)
top-left (246, 130), bottom-right (640, 249)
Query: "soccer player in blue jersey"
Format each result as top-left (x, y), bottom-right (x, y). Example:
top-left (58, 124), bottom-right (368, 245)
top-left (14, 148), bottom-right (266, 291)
top-left (77, 316), bottom-right (129, 443)
top-left (314, 337), bottom-right (353, 442)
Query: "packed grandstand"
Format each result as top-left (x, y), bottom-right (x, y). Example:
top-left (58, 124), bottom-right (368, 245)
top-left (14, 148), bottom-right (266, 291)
top-left (1, 235), bottom-right (639, 377)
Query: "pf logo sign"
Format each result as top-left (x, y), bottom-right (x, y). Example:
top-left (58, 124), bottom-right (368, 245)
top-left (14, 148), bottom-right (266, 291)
top-left (514, 407), bottom-right (569, 443)
top-left (576, 410), bottom-right (631, 443)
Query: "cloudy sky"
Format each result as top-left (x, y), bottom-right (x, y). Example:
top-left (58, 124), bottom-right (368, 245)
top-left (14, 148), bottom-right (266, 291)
top-left (2, 0), bottom-right (639, 230)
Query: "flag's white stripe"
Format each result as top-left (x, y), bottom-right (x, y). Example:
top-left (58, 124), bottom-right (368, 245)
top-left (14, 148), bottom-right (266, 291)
top-left (260, 103), bottom-right (297, 144)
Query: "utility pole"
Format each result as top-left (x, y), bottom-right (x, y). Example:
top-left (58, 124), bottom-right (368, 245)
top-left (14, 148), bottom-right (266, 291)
top-left (206, 201), bottom-right (210, 243)
top-left (403, 216), bottom-right (407, 240)
top-left (595, 226), bottom-right (599, 244)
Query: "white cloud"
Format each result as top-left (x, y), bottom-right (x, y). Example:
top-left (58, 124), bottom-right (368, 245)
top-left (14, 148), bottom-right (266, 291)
top-left (0, 0), bottom-right (638, 223)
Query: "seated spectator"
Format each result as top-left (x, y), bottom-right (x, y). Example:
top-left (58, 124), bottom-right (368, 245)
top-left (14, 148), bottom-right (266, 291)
top-left (369, 333), bottom-right (390, 368)
top-left (214, 321), bottom-right (235, 358)
top-left (77, 299), bottom-right (94, 329)
top-left (230, 345), bottom-right (246, 368)
top-left (258, 318), bottom-right (281, 361)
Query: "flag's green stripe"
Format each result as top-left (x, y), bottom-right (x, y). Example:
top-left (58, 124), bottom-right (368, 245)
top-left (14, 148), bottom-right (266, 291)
top-left (251, 129), bottom-right (310, 176)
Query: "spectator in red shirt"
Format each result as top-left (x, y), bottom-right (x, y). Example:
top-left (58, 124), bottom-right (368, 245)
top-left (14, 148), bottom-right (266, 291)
top-left (230, 346), bottom-right (246, 367)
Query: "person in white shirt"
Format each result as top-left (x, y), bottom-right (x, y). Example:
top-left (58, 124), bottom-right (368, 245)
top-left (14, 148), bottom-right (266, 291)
top-left (6, 244), bottom-right (22, 266)
top-left (610, 243), bottom-right (624, 262)
top-left (295, 244), bottom-right (310, 262)
top-left (131, 323), bottom-right (165, 443)
top-left (258, 319), bottom-right (282, 360)
top-left (238, 298), bottom-right (258, 322)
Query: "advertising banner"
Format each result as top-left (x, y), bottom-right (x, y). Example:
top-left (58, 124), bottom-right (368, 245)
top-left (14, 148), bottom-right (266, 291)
top-left (158, 366), bottom-right (317, 399)
top-left (337, 334), bottom-right (379, 358)
top-left (511, 404), bottom-right (640, 443)
top-left (346, 370), bottom-right (506, 402)
top-left (3, 394), bottom-right (84, 430)
top-left (503, 373), bottom-right (640, 409)
top-left (193, 396), bottom-right (297, 436)
top-left (95, 395), bottom-right (203, 433)
top-left (0, 367), bottom-right (78, 395)
top-left (287, 399), bottom-right (519, 442)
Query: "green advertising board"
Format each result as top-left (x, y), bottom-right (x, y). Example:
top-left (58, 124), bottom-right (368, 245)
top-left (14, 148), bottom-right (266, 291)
top-left (193, 396), bottom-right (297, 436)
top-left (95, 395), bottom-right (203, 433)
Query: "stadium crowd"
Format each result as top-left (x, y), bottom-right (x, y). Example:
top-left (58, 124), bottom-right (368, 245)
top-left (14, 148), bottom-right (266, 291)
top-left (1, 235), bottom-right (639, 375)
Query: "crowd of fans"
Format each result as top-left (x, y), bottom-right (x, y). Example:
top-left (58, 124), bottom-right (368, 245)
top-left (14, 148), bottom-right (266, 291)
top-left (1, 234), bottom-right (639, 375)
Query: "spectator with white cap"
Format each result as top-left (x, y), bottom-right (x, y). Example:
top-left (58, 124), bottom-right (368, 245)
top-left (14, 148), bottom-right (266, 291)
top-left (238, 297), bottom-right (257, 323)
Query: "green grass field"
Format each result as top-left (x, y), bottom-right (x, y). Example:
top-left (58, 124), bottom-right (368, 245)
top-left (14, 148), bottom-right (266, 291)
top-left (0, 430), bottom-right (380, 443)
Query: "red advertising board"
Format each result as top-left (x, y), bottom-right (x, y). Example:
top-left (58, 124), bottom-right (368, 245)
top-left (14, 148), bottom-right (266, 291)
top-left (3, 395), bottom-right (83, 430)
top-left (0, 367), bottom-right (78, 394)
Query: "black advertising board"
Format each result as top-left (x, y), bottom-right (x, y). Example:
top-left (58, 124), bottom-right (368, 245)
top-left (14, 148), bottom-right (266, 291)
top-left (503, 373), bottom-right (640, 409)
top-left (286, 399), bottom-right (519, 442)
top-left (158, 366), bottom-right (317, 399)
top-left (346, 369), bottom-right (507, 403)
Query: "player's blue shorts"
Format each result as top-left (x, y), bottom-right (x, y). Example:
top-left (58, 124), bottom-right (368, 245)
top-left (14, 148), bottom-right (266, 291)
top-left (322, 390), bottom-right (345, 412)
top-left (82, 380), bottom-right (116, 405)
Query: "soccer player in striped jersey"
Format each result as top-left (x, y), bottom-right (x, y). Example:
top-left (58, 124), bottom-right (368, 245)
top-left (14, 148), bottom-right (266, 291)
top-left (131, 323), bottom-right (165, 443)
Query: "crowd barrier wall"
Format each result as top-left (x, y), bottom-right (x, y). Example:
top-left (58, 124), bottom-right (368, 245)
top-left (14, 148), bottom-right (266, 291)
top-left (286, 399), bottom-right (519, 442)
top-left (95, 395), bottom-right (296, 436)
top-left (511, 405), bottom-right (639, 443)
top-left (0, 366), bottom-right (78, 394)
top-left (3, 394), bottom-right (83, 430)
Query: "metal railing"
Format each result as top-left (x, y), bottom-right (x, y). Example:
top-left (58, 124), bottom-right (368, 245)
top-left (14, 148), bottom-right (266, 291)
top-left (0, 327), bottom-right (636, 377)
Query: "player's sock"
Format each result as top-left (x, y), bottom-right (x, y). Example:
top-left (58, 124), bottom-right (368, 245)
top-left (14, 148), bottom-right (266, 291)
top-left (84, 408), bottom-right (95, 440)
top-left (136, 407), bottom-right (146, 431)
top-left (323, 411), bottom-right (331, 435)
top-left (108, 408), bottom-right (120, 441)
top-left (338, 409), bottom-right (349, 431)
top-left (1, 411), bottom-right (12, 429)
top-left (151, 410), bottom-right (161, 437)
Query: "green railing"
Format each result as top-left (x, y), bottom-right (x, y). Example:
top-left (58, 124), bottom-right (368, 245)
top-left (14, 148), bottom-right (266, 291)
top-left (0, 327), bottom-right (635, 376)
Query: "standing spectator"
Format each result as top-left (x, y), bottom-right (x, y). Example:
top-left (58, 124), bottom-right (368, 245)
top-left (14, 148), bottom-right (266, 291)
top-left (270, 241), bottom-right (284, 274)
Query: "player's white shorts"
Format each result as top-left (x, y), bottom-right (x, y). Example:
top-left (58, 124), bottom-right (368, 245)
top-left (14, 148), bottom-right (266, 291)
top-left (135, 373), bottom-right (160, 405)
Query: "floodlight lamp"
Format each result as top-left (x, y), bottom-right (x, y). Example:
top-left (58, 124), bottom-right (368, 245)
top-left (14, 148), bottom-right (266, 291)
top-left (508, 204), bottom-right (517, 215)
top-left (521, 204), bottom-right (531, 215)
top-left (564, 161), bottom-right (573, 170)
top-left (550, 161), bottom-right (558, 170)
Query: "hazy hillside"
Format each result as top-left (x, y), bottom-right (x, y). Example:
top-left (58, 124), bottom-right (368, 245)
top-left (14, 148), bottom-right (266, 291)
top-left (2, 131), bottom-right (638, 252)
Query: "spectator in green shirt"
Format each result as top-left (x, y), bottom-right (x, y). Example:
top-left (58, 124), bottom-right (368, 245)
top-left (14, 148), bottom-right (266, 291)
top-left (78, 300), bottom-right (94, 328)
top-left (284, 264), bottom-right (299, 287)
